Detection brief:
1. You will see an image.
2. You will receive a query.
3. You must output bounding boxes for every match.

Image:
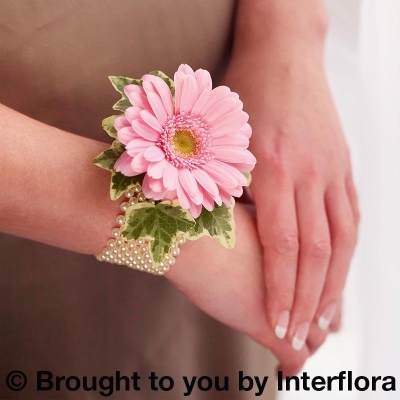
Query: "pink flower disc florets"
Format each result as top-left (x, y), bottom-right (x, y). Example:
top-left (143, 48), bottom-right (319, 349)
top-left (159, 112), bottom-right (212, 169)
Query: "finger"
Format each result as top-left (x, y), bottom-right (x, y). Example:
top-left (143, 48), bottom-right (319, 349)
top-left (253, 169), bottom-right (298, 342)
top-left (288, 183), bottom-right (331, 351)
top-left (346, 172), bottom-right (360, 227)
top-left (315, 184), bottom-right (356, 331)
top-left (263, 334), bottom-right (310, 377)
top-left (306, 322), bottom-right (329, 355)
top-left (329, 297), bottom-right (342, 332)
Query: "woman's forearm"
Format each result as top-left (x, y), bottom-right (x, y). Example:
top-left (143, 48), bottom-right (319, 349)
top-left (0, 104), bottom-right (120, 254)
top-left (233, 0), bottom-right (328, 59)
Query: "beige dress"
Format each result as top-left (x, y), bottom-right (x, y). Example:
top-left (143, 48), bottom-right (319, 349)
top-left (0, 1), bottom-right (276, 399)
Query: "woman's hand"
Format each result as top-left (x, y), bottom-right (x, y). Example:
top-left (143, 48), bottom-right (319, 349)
top-left (222, 38), bottom-right (359, 352)
top-left (166, 204), bottom-right (340, 375)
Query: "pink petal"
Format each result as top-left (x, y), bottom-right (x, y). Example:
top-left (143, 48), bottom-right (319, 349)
top-left (114, 151), bottom-right (136, 176)
top-left (189, 203), bottom-right (202, 218)
top-left (142, 175), bottom-right (165, 200)
top-left (173, 70), bottom-right (186, 113)
top-left (114, 115), bottom-right (130, 130)
top-left (117, 126), bottom-right (141, 145)
top-left (164, 189), bottom-right (178, 201)
top-left (212, 147), bottom-right (256, 165)
top-left (147, 92), bottom-right (167, 126)
top-left (132, 119), bottom-right (160, 141)
top-left (191, 88), bottom-right (211, 116)
top-left (194, 69), bottom-right (212, 92)
top-left (202, 191), bottom-right (215, 211)
top-left (210, 111), bottom-right (249, 137)
top-left (143, 146), bottom-right (165, 162)
top-left (235, 99), bottom-right (244, 111)
top-left (140, 109), bottom-right (162, 132)
top-left (149, 178), bottom-right (165, 192)
top-left (176, 181), bottom-right (191, 209)
top-left (202, 160), bottom-right (238, 188)
top-left (178, 64), bottom-right (195, 75)
top-left (125, 91), bottom-right (151, 111)
top-left (239, 123), bottom-right (252, 138)
top-left (191, 168), bottom-right (219, 196)
top-left (180, 75), bottom-right (199, 114)
top-left (162, 163), bottom-right (179, 190)
top-left (124, 84), bottom-right (144, 96)
top-left (203, 97), bottom-right (237, 125)
top-left (142, 75), bottom-right (174, 116)
top-left (125, 107), bottom-right (141, 124)
top-left (147, 158), bottom-right (169, 179)
top-left (227, 162), bottom-right (255, 173)
top-left (131, 152), bottom-right (150, 174)
top-left (212, 134), bottom-right (249, 149)
top-left (211, 159), bottom-right (248, 187)
top-left (126, 138), bottom-right (153, 156)
top-left (199, 86), bottom-right (231, 117)
top-left (230, 185), bottom-right (244, 197)
top-left (178, 168), bottom-right (203, 205)
top-left (218, 189), bottom-right (232, 207)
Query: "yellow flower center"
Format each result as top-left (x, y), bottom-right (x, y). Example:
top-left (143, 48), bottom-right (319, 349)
top-left (173, 130), bottom-right (197, 155)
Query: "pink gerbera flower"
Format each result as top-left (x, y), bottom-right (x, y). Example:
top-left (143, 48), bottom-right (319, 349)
top-left (114, 64), bottom-right (256, 218)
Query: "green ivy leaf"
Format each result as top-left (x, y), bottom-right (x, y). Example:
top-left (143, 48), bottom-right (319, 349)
top-left (102, 115), bottom-right (120, 139)
top-left (189, 201), bottom-right (236, 248)
top-left (108, 76), bottom-right (142, 112)
top-left (93, 140), bottom-right (125, 171)
top-left (108, 76), bottom-right (142, 95)
top-left (149, 70), bottom-right (175, 97)
top-left (112, 97), bottom-right (132, 112)
top-left (110, 171), bottom-right (144, 200)
top-left (122, 201), bottom-right (195, 263)
top-left (243, 172), bottom-right (252, 187)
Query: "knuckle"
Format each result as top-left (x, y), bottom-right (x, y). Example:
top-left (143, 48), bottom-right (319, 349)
top-left (336, 223), bottom-right (357, 247)
top-left (273, 232), bottom-right (300, 256)
top-left (306, 238), bottom-right (331, 259)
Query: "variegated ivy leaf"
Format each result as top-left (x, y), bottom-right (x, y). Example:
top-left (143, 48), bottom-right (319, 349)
top-left (149, 70), bottom-right (175, 97)
top-left (110, 171), bottom-right (144, 201)
top-left (93, 140), bottom-right (125, 171)
top-left (122, 201), bottom-right (195, 264)
top-left (108, 76), bottom-right (142, 95)
top-left (108, 76), bottom-right (142, 112)
top-left (188, 200), bottom-right (236, 248)
top-left (102, 115), bottom-right (120, 139)
top-left (243, 172), bottom-right (252, 187)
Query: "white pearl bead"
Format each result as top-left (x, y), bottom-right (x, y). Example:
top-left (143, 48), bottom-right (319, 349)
top-left (112, 228), bottom-right (120, 238)
top-left (129, 197), bottom-right (138, 205)
top-left (125, 189), bottom-right (135, 198)
top-left (117, 216), bottom-right (125, 225)
top-left (120, 202), bottom-right (129, 211)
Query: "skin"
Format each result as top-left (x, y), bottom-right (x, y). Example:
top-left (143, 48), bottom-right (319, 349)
top-left (0, 0), bottom-right (358, 374)
top-left (0, 103), bottom-right (341, 374)
top-left (223, 0), bottom-right (359, 351)
top-left (0, 105), bottom-right (311, 374)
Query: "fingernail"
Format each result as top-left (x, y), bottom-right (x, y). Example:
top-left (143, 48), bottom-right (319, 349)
top-left (275, 311), bottom-right (290, 339)
top-left (292, 322), bottom-right (310, 351)
top-left (318, 302), bottom-right (337, 330)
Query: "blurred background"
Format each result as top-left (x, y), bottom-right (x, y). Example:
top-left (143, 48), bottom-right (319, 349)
top-left (278, 1), bottom-right (400, 399)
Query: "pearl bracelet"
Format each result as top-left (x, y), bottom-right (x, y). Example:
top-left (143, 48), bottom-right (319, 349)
top-left (96, 184), bottom-right (186, 275)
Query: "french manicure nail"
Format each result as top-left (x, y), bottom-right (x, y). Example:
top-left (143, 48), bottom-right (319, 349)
top-left (275, 311), bottom-right (290, 339)
top-left (292, 322), bottom-right (310, 351)
top-left (318, 302), bottom-right (337, 330)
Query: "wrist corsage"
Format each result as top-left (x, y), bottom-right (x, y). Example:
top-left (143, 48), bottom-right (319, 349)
top-left (94, 64), bottom-right (256, 274)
